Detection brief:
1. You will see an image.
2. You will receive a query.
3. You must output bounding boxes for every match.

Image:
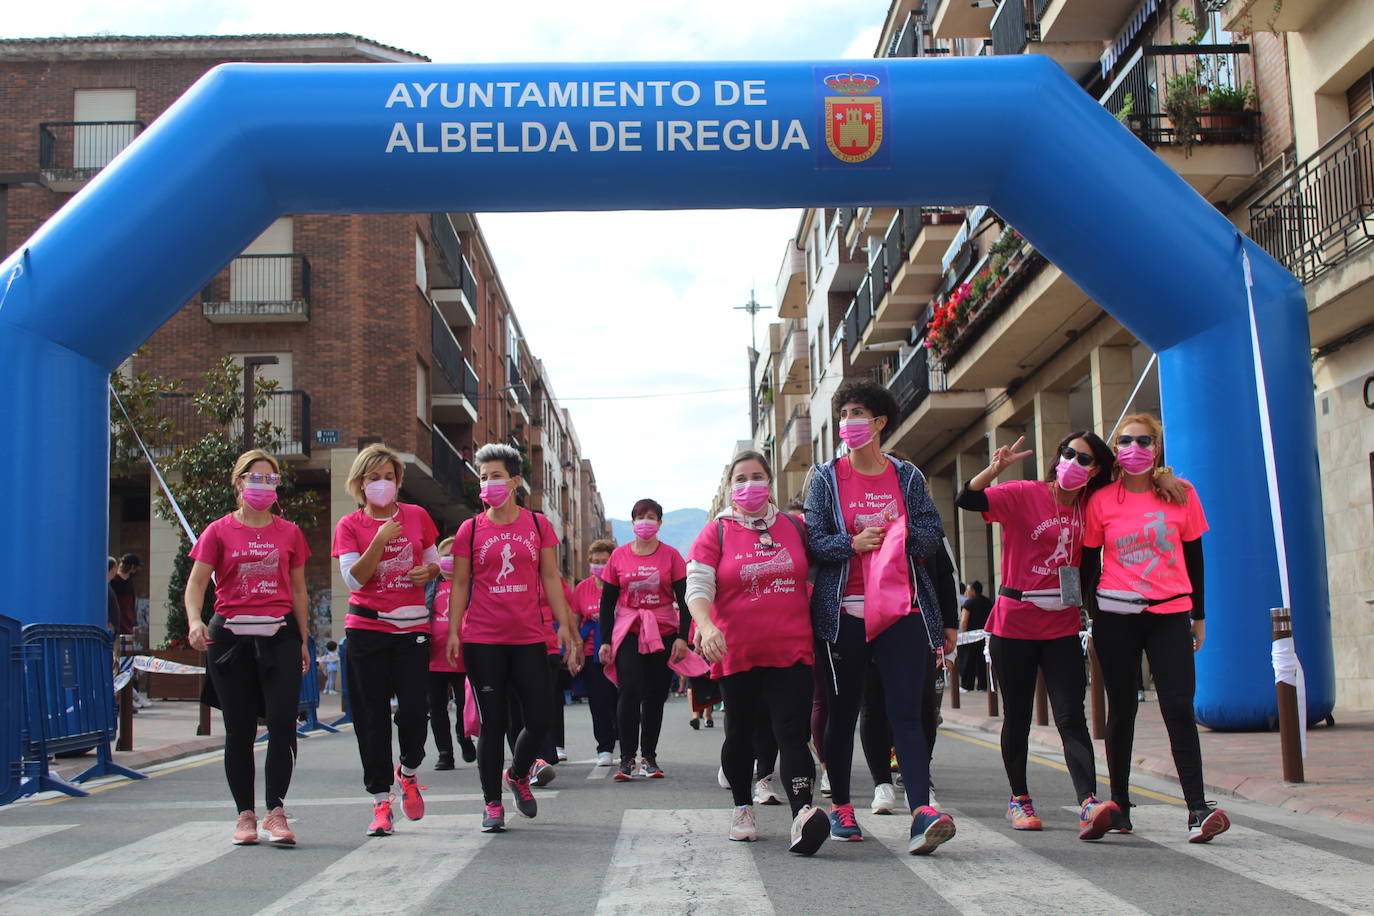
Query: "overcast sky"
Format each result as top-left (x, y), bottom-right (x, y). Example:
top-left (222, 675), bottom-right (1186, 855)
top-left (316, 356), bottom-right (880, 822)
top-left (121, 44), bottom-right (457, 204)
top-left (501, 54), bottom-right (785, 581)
top-left (6, 0), bottom-right (884, 517)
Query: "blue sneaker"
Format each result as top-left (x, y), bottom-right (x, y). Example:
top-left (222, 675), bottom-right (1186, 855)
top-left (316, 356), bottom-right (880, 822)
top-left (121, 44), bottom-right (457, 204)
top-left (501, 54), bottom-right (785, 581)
top-left (828, 803), bottom-right (864, 842)
top-left (908, 805), bottom-right (956, 855)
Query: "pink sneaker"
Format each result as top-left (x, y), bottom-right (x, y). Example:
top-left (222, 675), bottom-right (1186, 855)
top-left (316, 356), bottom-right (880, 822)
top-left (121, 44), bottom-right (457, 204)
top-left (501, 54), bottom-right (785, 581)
top-left (367, 798), bottom-right (395, 837)
top-left (504, 767), bottom-right (538, 819)
top-left (260, 806), bottom-right (296, 846)
top-left (530, 759), bottom-right (557, 787)
top-left (232, 810), bottom-right (258, 845)
top-left (395, 765), bottom-right (425, 821)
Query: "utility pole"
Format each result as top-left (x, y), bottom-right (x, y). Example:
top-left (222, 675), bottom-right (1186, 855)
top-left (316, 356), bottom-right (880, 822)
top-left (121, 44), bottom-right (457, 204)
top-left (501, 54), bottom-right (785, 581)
top-left (735, 288), bottom-right (764, 437)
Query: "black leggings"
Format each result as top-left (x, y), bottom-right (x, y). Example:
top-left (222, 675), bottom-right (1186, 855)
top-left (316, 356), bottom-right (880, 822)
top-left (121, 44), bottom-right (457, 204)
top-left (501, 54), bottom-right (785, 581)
top-left (855, 656), bottom-right (941, 787)
top-left (463, 642), bottom-right (551, 803)
top-left (614, 633), bottom-right (672, 763)
top-left (345, 626), bottom-right (430, 796)
top-left (720, 665), bottom-right (816, 814)
top-left (428, 670), bottom-right (470, 757)
top-left (753, 710), bottom-right (778, 780)
top-left (507, 654), bottom-right (563, 763)
top-left (1093, 611), bottom-right (1206, 808)
top-left (206, 620), bottom-right (301, 813)
top-left (988, 633), bottom-right (1097, 803)
top-left (583, 658), bottom-right (618, 753)
top-left (823, 613), bottom-right (933, 811)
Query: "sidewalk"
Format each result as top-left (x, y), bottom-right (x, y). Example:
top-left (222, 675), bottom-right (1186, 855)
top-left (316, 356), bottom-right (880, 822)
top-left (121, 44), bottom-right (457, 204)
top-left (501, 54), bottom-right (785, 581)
top-left (942, 688), bottom-right (1374, 826)
top-left (52, 691), bottom-right (346, 783)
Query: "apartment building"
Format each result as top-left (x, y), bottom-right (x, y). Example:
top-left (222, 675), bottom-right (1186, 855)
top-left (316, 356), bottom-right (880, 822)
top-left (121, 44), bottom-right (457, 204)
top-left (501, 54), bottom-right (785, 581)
top-left (768, 0), bottom-right (1372, 707)
top-left (0, 34), bottom-right (611, 642)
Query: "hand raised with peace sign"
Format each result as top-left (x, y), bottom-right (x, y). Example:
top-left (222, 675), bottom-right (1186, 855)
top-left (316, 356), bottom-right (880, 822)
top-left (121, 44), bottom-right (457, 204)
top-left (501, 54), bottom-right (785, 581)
top-left (986, 436), bottom-right (1035, 479)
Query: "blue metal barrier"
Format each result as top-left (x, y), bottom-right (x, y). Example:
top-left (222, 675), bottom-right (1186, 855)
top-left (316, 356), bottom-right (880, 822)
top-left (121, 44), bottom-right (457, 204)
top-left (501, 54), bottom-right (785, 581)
top-left (0, 615), bottom-right (23, 806)
top-left (296, 637), bottom-right (337, 737)
top-left (20, 624), bottom-right (143, 797)
top-left (331, 636), bottom-right (351, 727)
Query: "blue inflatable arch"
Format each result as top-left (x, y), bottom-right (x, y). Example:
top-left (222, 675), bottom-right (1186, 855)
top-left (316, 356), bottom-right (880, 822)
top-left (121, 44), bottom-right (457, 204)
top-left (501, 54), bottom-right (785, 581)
top-left (0, 56), bottom-right (1332, 729)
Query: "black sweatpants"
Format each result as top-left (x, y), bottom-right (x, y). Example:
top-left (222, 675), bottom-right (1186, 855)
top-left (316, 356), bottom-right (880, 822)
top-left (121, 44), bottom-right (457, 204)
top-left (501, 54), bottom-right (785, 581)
top-left (720, 664), bottom-right (816, 815)
top-left (823, 612), bottom-right (934, 811)
top-left (1093, 611), bottom-right (1206, 808)
top-left (583, 657), bottom-right (618, 753)
top-left (857, 651), bottom-right (941, 788)
top-left (206, 619), bottom-right (302, 813)
top-left (344, 626), bottom-right (430, 796)
top-left (464, 642), bottom-right (550, 803)
top-left (507, 653), bottom-right (563, 763)
top-left (614, 633), bottom-right (672, 764)
top-left (988, 633), bottom-right (1098, 803)
top-left (428, 670), bottom-right (470, 757)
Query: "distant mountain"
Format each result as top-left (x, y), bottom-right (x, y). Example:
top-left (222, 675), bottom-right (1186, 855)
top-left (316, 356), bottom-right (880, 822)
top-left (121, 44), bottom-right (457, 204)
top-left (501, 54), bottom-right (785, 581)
top-left (610, 507), bottom-right (708, 555)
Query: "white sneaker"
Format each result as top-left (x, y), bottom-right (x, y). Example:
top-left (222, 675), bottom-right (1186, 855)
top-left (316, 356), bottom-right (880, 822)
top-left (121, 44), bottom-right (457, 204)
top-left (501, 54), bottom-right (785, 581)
top-left (596, 751), bottom-right (614, 767)
top-left (819, 768), bottom-right (831, 797)
top-left (928, 782), bottom-right (939, 810)
top-left (633, 759), bottom-right (649, 779)
top-left (789, 805), bottom-right (829, 855)
top-left (556, 747), bottom-right (568, 762)
top-left (753, 775), bottom-right (784, 806)
top-left (718, 766), bottom-right (730, 789)
top-left (728, 805), bottom-right (757, 842)
top-left (872, 782), bottom-right (898, 815)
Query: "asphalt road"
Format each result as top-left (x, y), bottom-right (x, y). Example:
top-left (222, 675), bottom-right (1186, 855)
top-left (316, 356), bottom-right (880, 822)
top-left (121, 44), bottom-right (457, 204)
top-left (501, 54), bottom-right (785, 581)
top-left (2, 694), bottom-right (1372, 915)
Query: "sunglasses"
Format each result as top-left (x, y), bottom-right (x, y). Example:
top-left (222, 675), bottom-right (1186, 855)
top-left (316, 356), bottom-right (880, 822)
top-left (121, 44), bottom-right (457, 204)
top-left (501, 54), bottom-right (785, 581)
top-left (241, 472), bottom-right (282, 485)
top-left (1059, 446), bottom-right (1094, 467)
top-left (1116, 435), bottom-right (1155, 448)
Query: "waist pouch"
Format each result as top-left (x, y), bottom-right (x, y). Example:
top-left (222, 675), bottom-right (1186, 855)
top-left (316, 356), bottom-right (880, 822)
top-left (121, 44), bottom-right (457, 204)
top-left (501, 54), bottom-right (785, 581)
top-left (998, 585), bottom-right (1070, 611)
top-left (215, 613), bottom-right (289, 637)
top-left (1095, 589), bottom-right (1189, 615)
top-left (349, 603), bottom-right (430, 628)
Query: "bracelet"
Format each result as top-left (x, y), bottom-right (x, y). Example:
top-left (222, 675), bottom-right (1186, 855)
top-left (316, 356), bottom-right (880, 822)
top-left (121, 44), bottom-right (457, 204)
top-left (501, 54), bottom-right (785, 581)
top-left (1152, 465), bottom-right (1174, 479)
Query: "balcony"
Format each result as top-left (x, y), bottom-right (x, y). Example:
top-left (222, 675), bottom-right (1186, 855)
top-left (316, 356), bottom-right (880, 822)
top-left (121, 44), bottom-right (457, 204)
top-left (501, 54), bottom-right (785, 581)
top-left (991, 0), bottom-right (1030, 56)
top-left (865, 208), bottom-right (963, 347)
top-left (780, 406), bottom-right (812, 472)
top-left (843, 206), bottom-right (899, 251)
top-left (1222, 0), bottom-right (1324, 32)
top-left (202, 255), bottom-right (311, 323)
top-left (1248, 106), bottom-right (1374, 346)
top-left (429, 213), bottom-right (478, 326)
top-left (431, 427), bottom-right (476, 507)
top-left (775, 240), bottom-right (807, 318)
top-left (1037, 0), bottom-right (1143, 43)
top-left (507, 357), bottom-right (532, 421)
top-left (38, 120), bottom-right (144, 191)
top-left (931, 0), bottom-right (995, 39)
top-left (779, 322), bottom-right (810, 394)
top-left (848, 274), bottom-right (888, 367)
top-left (1099, 45), bottom-right (1261, 203)
top-left (431, 303), bottom-right (479, 424)
top-left (883, 355), bottom-right (987, 471)
top-left (156, 390), bottom-right (312, 458)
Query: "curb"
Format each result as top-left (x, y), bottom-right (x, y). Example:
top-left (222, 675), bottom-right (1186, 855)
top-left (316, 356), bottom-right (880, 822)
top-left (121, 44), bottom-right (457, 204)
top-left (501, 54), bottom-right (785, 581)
top-left (939, 706), bottom-right (1372, 828)
top-left (53, 736), bottom-right (225, 783)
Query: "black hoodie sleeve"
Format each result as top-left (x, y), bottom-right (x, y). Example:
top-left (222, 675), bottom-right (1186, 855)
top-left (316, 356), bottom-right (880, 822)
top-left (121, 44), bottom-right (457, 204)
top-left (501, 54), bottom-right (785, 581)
top-left (598, 582), bottom-right (621, 651)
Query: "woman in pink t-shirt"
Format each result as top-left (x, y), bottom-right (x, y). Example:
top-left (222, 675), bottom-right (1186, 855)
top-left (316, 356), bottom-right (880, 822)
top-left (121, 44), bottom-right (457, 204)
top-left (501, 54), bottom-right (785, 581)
top-left (955, 430), bottom-right (1122, 839)
top-left (330, 443), bottom-right (441, 838)
top-left (444, 443), bottom-right (581, 834)
top-left (597, 497), bottom-right (690, 781)
top-left (185, 449), bottom-right (310, 847)
top-left (687, 449), bottom-right (829, 854)
top-left (1083, 413), bottom-right (1230, 844)
top-left (574, 538), bottom-right (619, 766)
top-left (428, 536), bottom-right (475, 771)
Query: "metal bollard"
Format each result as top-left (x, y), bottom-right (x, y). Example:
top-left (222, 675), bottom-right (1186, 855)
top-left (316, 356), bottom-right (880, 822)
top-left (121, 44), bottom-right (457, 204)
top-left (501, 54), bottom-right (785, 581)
top-left (196, 650), bottom-right (211, 737)
top-left (116, 636), bottom-right (134, 752)
top-left (1034, 670), bottom-right (1049, 727)
top-left (1271, 607), bottom-right (1304, 783)
top-left (987, 672), bottom-right (999, 717)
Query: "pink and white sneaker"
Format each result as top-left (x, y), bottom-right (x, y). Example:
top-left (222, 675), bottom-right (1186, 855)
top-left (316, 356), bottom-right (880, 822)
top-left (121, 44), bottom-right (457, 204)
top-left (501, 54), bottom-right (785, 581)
top-left (395, 765), bottom-right (425, 820)
top-left (367, 798), bottom-right (395, 837)
top-left (260, 806), bottom-right (296, 846)
top-left (232, 810), bottom-right (258, 845)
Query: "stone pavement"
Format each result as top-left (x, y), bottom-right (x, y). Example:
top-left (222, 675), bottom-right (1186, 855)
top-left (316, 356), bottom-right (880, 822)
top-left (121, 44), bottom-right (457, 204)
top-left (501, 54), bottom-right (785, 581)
top-left (942, 688), bottom-right (1374, 826)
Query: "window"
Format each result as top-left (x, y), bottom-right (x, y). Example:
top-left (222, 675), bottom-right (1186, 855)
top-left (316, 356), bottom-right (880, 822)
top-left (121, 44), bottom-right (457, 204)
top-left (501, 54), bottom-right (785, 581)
top-left (417, 358), bottom-right (430, 425)
top-left (232, 218), bottom-right (293, 303)
top-left (73, 89), bottom-right (136, 169)
top-left (415, 232), bottom-right (427, 291)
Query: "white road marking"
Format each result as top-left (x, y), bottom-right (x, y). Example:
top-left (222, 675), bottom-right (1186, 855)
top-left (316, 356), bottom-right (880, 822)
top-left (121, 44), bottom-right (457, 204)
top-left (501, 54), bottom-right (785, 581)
top-left (0, 823), bottom-right (77, 851)
top-left (254, 815), bottom-right (490, 915)
top-left (0, 821), bottom-right (235, 915)
top-left (1130, 804), bottom-right (1374, 915)
top-left (587, 765), bottom-right (611, 779)
top-left (36, 792), bottom-right (557, 812)
top-left (866, 807), bottom-right (1148, 916)
top-left (596, 808), bottom-right (773, 915)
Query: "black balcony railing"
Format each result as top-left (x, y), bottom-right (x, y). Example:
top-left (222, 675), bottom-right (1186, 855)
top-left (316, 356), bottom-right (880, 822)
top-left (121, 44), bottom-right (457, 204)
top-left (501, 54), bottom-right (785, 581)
top-left (156, 390), bottom-right (311, 457)
top-left (991, 0), bottom-right (1029, 56)
top-left (940, 249), bottom-right (1048, 368)
top-left (432, 428), bottom-right (474, 505)
top-left (887, 12), bottom-right (920, 59)
top-left (430, 305), bottom-right (477, 400)
top-left (887, 346), bottom-right (932, 426)
top-left (38, 120), bottom-right (144, 173)
top-left (1099, 45), bottom-right (1260, 147)
top-left (429, 213), bottom-right (478, 303)
top-left (507, 357), bottom-right (532, 414)
top-left (1249, 106), bottom-right (1374, 285)
top-left (202, 255), bottom-right (311, 319)
top-left (854, 276), bottom-right (874, 340)
top-left (837, 207), bottom-right (857, 239)
top-left (1032, 0), bottom-right (1054, 20)
top-left (830, 320), bottom-right (846, 355)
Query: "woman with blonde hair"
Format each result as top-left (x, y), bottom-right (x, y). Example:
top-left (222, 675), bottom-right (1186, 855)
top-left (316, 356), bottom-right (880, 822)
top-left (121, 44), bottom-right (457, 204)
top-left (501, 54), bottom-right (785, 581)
top-left (331, 443), bottom-right (441, 837)
top-left (1083, 413), bottom-right (1229, 843)
top-left (186, 449), bottom-right (310, 846)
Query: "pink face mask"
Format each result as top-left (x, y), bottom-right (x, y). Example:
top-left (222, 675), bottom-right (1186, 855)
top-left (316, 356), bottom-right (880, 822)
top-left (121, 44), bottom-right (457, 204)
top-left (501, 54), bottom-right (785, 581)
top-left (480, 481), bottom-right (510, 508)
top-left (838, 418), bottom-right (874, 449)
top-left (438, 556), bottom-right (455, 576)
top-left (589, 563), bottom-right (607, 577)
top-left (1116, 444), bottom-right (1156, 476)
top-left (732, 481), bottom-right (771, 513)
top-left (364, 478), bottom-right (397, 507)
top-left (633, 519), bottom-right (660, 540)
top-left (1055, 458), bottom-right (1093, 492)
top-left (241, 482), bottom-right (278, 511)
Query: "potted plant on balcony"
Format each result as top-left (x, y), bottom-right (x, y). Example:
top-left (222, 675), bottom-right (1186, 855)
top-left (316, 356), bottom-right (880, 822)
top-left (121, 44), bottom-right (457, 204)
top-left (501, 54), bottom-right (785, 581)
top-left (1164, 68), bottom-right (1203, 154)
top-left (1202, 82), bottom-right (1254, 136)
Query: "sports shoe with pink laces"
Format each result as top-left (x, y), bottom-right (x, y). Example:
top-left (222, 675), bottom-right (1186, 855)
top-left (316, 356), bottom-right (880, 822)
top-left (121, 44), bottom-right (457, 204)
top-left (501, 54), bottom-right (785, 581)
top-left (395, 765), bottom-right (425, 820)
top-left (504, 767), bottom-right (538, 819)
top-left (530, 759), bottom-right (557, 787)
top-left (482, 801), bottom-right (506, 833)
top-left (367, 798), bottom-right (395, 837)
top-left (232, 811), bottom-right (258, 845)
top-left (260, 806), bottom-right (296, 846)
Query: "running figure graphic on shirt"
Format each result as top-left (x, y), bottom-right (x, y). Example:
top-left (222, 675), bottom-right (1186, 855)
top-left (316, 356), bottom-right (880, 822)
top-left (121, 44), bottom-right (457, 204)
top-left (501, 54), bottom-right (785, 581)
top-left (853, 499), bottom-right (900, 532)
top-left (1139, 511), bottom-right (1177, 578)
top-left (496, 543), bottom-right (516, 583)
top-left (235, 548), bottom-right (280, 597)
top-left (375, 542), bottom-right (414, 588)
top-left (740, 547), bottom-right (795, 600)
top-left (626, 569), bottom-right (662, 607)
top-left (1044, 524), bottom-right (1074, 569)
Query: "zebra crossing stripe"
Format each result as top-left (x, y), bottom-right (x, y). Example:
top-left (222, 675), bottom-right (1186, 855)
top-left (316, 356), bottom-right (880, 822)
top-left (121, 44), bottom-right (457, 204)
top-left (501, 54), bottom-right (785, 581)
top-left (866, 807), bottom-right (1149, 915)
top-left (1128, 805), bottom-right (1374, 915)
top-left (0, 824), bottom-right (77, 852)
top-left (0, 821), bottom-right (234, 915)
top-left (596, 809), bottom-right (773, 915)
top-left (255, 815), bottom-right (490, 914)
top-left (57, 792), bottom-right (552, 812)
